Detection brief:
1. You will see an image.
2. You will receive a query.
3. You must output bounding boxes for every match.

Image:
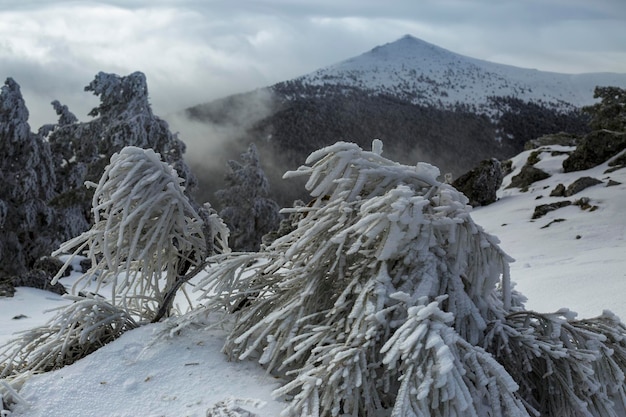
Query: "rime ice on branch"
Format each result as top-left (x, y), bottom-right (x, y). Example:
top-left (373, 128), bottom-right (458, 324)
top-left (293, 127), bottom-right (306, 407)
top-left (197, 139), bottom-right (531, 416)
top-left (52, 146), bottom-right (208, 321)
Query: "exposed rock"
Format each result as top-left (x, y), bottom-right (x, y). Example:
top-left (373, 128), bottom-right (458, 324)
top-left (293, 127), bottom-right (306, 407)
top-left (540, 218), bottom-right (566, 229)
top-left (564, 177), bottom-right (603, 196)
top-left (524, 132), bottom-right (580, 150)
top-left (573, 197), bottom-right (598, 211)
top-left (532, 201), bottom-right (572, 219)
top-left (80, 258), bottom-right (93, 273)
top-left (452, 158), bottom-right (503, 207)
top-left (33, 256), bottom-right (72, 278)
top-left (12, 269), bottom-right (67, 295)
top-left (607, 179), bottom-right (622, 187)
top-left (507, 165), bottom-right (551, 191)
top-left (563, 130), bottom-right (626, 172)
top-left (605, 151), bottom-right (626, 174)
top-left (550, 183), bottom-right (566, 197)
top-left (0, 276), bottom-right (15, 297)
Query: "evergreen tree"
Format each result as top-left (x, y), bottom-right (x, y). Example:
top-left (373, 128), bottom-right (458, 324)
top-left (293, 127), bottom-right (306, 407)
top-left (215, 144), bottom-right (280, 251)
top-left (583, 86), bottom-right (626, 132)
top-left (196, 140), bottom-right (626, 417)
top-left (1, 146), bottom-right (224, 383)
top-left (42, 71), bottom-right (201, 241)
top-left (0, 78), bottom-right (58, 276)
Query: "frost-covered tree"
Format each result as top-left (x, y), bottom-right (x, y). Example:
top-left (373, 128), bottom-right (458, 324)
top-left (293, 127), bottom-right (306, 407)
top-left (83, 71), bottom-right (196, 188)
top-left (42, 71), bottom-right (200, 241)
top-left (51, 146), bottom-right (211, 321)
top-left (215, 143), bottom-right (280, 251)
top-left (1, 146), bottom-right (223, 399)
top-left (0, 78), bottom-right (58, 276)
top-left (196, 140), bottom-right (626, 417)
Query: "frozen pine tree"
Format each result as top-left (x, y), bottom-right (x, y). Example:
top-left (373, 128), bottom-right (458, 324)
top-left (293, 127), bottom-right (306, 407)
top-left (0, 78), bottom-right (58, 277)
top-left (0, 146), bottom-right (224, 394)
top-left (42, 72), bottom-right (202, 242)
top-left (196, 140), bottom-right (626, 417)
top-left (83, 71), bottom-right (196, 189)
top-left (215, 144), bottom-right (280, 251)
top-left (51, 146), bottom-right (210, 322)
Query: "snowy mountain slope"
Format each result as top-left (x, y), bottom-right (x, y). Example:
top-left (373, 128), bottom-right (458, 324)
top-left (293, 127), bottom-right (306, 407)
top-left (472, 145), bottom-right (626, 319)
top-left (2, 146), bottom-right (626, 416)
top-left (291, 35), bottom-right (626, 112)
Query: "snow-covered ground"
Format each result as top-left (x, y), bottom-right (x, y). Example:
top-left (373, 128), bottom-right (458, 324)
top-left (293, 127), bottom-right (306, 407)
top-left (0, 264), bottom-right (288, 416)
top-left (1, 146), bottom-right (625, 416)
top-left (472, 146), bottom-right (626, 320)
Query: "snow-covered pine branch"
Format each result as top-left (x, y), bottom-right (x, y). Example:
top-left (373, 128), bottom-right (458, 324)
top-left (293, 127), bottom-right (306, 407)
top-left (0, 295), bottom-right (137, 378)
top-left (52, 146), bottom-right (208, 321)
top-left (484, 309), bottom-right (626, 417)
top-left (196, 139), bottom-right (525, 416)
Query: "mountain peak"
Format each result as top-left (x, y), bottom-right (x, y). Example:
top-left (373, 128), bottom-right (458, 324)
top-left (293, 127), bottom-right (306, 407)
top-left (364, 34), bottom-right (456, 61)
top-left (295, 35), bottom-right (626, 110)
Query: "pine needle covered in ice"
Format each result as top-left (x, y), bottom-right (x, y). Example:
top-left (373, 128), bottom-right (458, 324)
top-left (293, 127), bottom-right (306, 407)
top-left (52, 146), bottom-right (207, 320)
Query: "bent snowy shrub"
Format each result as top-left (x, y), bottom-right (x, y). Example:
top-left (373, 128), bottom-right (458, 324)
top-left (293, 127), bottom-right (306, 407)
top-left (197, 140), bottom-right (534, 416)
top-left (0, 295), bottom-right (137, 378)
top-left (52, 146), bottom-right (208, 321)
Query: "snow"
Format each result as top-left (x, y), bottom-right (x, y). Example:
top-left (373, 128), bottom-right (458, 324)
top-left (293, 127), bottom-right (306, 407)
top-left (2, 145), bottom-right (626, 416)
top-left (1, 264), bottom-right (287, 417)
top-left (472, 146), bottom-right (626, 320)
top-left (6, 322), bottom-right (284, 417)
top-left (296, 35), bottom-right (626, 112)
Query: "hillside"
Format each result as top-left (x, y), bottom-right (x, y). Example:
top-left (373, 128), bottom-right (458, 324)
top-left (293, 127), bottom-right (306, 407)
top-left (182, 35), bottom-right (625, 207)
top-left (2, 140), bottom-right (626, 416)
top-left (292, 35), bottom-right (626, 111)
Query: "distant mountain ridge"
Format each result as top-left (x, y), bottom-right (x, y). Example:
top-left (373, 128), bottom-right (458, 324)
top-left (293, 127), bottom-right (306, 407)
top-left (286, 35), bottom-right (626, 113)
top-left (183, 35), bottom-right (625, 207)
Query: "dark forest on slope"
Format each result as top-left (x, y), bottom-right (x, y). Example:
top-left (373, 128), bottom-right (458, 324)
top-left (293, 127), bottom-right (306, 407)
top-left (186, 84), bottom-right (590, 207)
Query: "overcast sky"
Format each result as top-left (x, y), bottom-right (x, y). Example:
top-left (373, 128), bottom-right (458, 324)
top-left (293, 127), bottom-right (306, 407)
top-left (1, 0), bottom-right (626, 128)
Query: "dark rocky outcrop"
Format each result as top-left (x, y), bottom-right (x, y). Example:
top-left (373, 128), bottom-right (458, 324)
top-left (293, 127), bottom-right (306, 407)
top-left (563, 130), bottom-right (626, 172)
top-left (33, 256), bottom-right (71, 278)
top-left (606, 151), bottom-right (626, 173)
top-left (564, 177), bottom-right (603, 196)
top-left (550, 183), bottom-right (566, 197)
top-left (532, 200), bottom-right (572, 219)
top-left (9, 269), bottom-right (67, 296)
top-left (452, 158), bottom-right (503, 207)
top-left (550, 177), bottom-right (602, 197)
top-left (507, 165), bottom-right (551, 191)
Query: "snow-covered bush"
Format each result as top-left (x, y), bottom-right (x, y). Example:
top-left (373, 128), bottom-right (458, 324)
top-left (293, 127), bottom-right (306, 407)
top-left (484, 309), bottom-right (626, 417)
top-left (215, 143), bottom-right (280, 251)
top-left (196, 139), bottom-right (626, 416)
top-left (0, 295), bottom-right (137, 378)
top-left (0, 146), bottom-right (217, 407)
top-left (52, 146), bottom-right (209, 322)
top-left (197, 140), bottom-right (528, 416)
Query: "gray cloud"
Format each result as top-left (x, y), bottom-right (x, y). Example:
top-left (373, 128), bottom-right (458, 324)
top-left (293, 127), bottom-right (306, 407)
top-left (1, 0), bottom-right (625, 128)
